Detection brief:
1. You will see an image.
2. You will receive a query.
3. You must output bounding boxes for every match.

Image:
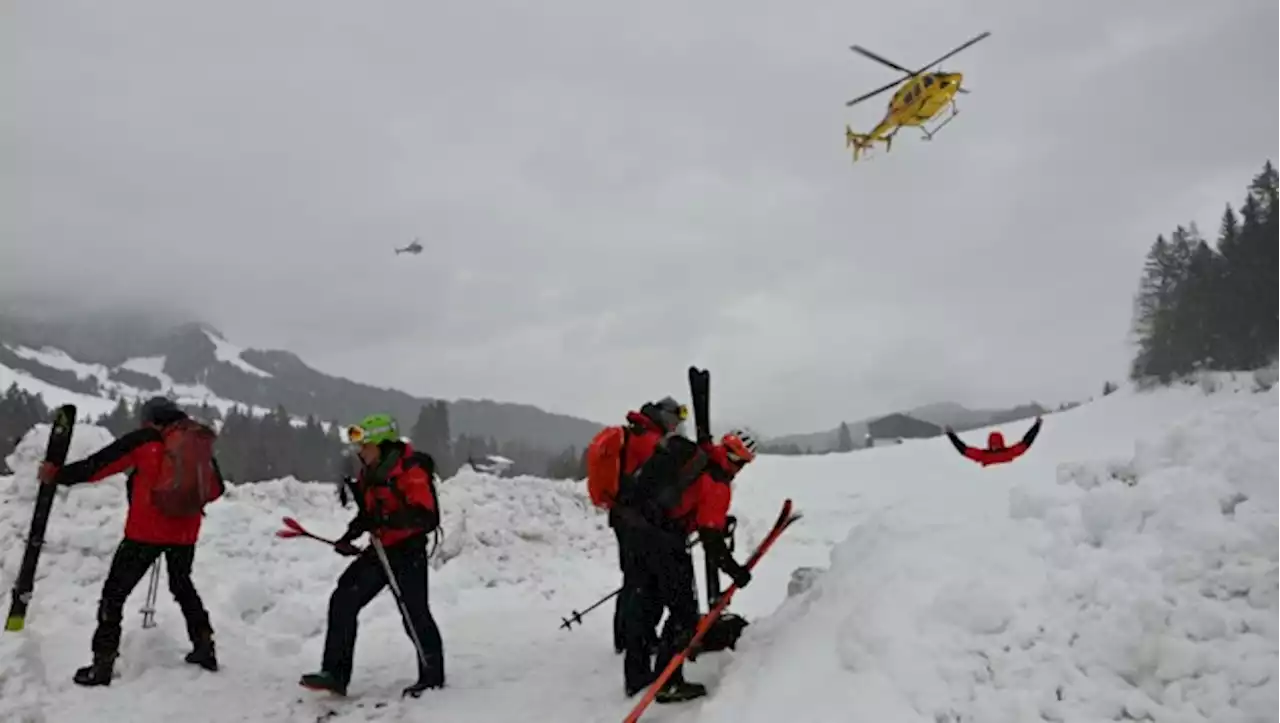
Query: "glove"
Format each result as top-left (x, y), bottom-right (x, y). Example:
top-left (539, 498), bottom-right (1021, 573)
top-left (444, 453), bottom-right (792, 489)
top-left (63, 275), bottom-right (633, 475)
top-left (700, 526), bottom-right (752, 589)
top-left (333, 540), bottom-right (361, 557)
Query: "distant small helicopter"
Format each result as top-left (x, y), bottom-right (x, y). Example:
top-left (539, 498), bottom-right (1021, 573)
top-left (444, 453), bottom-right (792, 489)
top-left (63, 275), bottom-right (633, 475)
top-left (843, 30), bottom-right (990, 162)
top-left (394, 238), bottom-right (424, 255)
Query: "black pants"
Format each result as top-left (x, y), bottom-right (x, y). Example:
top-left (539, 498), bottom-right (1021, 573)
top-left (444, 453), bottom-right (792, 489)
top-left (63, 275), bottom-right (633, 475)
top-left (612, 515), bottom-right (638, 651)
top-left (321, 535), bottom-right (444, 689)
top-left (92, 539), bottom-right (213, 659)
top-left (619, 527), bottom-right (698, 691)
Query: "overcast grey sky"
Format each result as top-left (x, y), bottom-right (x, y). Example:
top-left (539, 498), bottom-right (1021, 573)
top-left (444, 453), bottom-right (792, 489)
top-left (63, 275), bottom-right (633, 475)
top-left (5, 0), bottom-right (1277, 435)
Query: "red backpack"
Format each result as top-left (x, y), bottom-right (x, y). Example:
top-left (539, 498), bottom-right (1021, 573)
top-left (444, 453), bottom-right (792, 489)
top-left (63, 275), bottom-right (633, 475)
top-left (584, 426), bottom-right (630, 509)
top-left (152, 418), bottom-right (222, 517)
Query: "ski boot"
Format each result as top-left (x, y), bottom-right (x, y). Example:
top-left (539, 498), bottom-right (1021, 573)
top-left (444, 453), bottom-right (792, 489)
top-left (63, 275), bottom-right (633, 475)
top-left (72, 654), bottom-right (116, 687)
top-left (184, 635), bottom-right (218, 672)
top-left (300, 671), bottom-right (348, 696)
top-left (654, 679), bottom-right (707, 704)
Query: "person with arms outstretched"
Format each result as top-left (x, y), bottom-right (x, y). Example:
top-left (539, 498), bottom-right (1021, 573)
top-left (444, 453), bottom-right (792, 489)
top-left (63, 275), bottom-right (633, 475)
top-left (945, 416), bottom-right (1043, 467)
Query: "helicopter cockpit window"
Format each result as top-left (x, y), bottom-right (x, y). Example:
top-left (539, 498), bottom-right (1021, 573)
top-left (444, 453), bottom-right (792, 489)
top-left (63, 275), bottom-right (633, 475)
top-left (924, 76), bottom-right (935, 87)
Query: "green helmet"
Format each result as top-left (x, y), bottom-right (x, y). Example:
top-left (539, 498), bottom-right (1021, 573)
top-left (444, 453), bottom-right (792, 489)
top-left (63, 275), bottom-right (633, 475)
top-left (347, 413), bottom-right (400, 445)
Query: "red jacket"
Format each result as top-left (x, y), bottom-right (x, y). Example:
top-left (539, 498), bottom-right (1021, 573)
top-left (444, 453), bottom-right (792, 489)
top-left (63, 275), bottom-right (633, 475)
top-left (56, 426), bottom-right (226, 545)
top-left (946, 418), bottom-right (1043, 467)
top-left (353, 443), bottom-right (439, 547)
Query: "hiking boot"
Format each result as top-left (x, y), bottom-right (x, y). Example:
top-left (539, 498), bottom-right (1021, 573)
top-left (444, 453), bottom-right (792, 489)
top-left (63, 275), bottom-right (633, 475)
top-left (402, 678), bottom-right (444, 698)
top-left (300, 671), bottom-right (348, 696)
top-left (184, 637), bottom-right (218, 672)
top-left (72, 656), bottom-right (116, 687)
top-left (654, 680), bottom-right (707, 704)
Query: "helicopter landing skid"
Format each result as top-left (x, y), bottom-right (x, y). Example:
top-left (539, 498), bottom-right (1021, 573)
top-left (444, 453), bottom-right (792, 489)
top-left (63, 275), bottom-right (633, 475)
top-left (921, 103), bottom-right (960, 141)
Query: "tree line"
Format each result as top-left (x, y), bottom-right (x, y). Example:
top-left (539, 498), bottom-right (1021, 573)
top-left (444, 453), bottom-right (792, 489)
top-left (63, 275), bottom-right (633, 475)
top-left (1129, 161), bottom-right (1277, 382)
top-left (1, 388), bottom-right (588, 482)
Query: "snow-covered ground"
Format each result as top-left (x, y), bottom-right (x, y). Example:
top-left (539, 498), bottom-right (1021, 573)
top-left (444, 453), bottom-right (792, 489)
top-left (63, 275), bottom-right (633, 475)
top-left (0, 372), bottom-right (1275, 723)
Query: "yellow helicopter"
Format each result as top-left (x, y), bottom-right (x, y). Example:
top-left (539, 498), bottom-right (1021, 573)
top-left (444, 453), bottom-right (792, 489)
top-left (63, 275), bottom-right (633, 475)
top-left (843, 30), bottom-right (990, 161)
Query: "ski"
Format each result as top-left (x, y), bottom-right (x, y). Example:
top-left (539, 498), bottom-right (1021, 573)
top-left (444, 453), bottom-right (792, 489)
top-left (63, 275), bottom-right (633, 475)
top-left (687, 366), bottom-right (711, 444)
top-left (688, 366), bottom-right (724, 609)
top-left (5, 404), bottom-right (77, 633)
top-left (622, 498), bottom-right (802, 723)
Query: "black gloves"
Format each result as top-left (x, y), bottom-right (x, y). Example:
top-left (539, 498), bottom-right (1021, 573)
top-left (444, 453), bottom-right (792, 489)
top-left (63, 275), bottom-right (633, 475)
top-left (333, 515), bottom-right (368, 556)
top-left (700, 527), bottom-right (751, 589)
top-left (725, 562), bottom-right (752, 589)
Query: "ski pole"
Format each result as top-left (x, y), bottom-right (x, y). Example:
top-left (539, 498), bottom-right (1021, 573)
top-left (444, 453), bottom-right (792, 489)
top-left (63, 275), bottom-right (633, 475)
top-left (559, 586), bottom-right (622, 630)
top-left (368, 536), bottom-right (433, 676)
top-left (140, 561), bottom-right (161, 629)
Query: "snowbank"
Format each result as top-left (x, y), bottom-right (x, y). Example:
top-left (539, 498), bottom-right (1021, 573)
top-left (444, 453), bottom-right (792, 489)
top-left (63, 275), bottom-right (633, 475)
top-left (694, 382), bottom-right (1277, 723)
top-left (0, 423), bottom-right (620, 722)
top-left (1, 379), bottom-right (1275, 723)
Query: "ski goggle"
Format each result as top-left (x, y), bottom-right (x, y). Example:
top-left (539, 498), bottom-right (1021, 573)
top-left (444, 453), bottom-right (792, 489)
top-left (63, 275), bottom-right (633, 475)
top-left (345, 423), bottom-right (396, 445)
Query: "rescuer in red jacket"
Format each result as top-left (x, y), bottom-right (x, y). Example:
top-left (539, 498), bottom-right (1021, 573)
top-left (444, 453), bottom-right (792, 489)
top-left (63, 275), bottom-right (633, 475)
top-left (616, 428), bottom-right (757, 704)
top-left (945, 417), bottom-right (1043, 467)
top-left (300, 413), bottom-right (445, 700)
top-left (39, 396), bottom-right (225, 687)
top-left (608, 396), bottom-right (687, 653)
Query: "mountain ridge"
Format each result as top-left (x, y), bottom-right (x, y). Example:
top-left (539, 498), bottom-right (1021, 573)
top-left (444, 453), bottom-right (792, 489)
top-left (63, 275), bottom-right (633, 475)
top-left (0, 310), bottom-right (604, 452)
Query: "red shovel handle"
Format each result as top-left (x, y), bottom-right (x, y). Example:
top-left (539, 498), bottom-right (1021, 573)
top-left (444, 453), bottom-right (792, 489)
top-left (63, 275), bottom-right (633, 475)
top-left (275, 516), bottom-right (337, 545)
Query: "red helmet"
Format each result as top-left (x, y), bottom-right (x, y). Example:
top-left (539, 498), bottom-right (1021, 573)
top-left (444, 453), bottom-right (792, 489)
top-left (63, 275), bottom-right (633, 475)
top-left (721, 429), bottom-right (758, 464)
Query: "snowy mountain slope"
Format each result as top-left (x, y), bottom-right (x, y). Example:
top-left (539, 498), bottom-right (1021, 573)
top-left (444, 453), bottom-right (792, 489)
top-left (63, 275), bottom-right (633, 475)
top-left (0, 372), bottom-right (1275, 723)
top-left (3, 339), bottom-right (277, 420)
top-left (0, 314), bottom-right (606, 450)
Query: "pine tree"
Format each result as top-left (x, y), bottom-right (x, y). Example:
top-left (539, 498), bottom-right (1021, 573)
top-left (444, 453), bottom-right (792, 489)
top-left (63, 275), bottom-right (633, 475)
top-left (1130, 234), bottom-right (1185, 381)
top-left (835, 422), bottom-right (854, 453)
top-left (408, 402), bottom-right (455, 477)
top-left (1129, 160), bottom-right (1279, 383)
top-left (544, 445), bottom-right (584, 479)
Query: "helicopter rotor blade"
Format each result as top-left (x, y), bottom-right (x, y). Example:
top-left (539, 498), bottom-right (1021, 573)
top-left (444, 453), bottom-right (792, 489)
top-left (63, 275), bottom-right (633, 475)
top-left (916, 30), bottom-right (991, 74)
top-left (845, 76), bottom-right (906, 107)
top-left (848, 44), bottom-right (913, 75)
top-left (845, 31), bottom-right (989, 108)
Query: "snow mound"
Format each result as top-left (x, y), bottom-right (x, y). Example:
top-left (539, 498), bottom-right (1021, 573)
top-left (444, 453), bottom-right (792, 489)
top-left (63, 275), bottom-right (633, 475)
top-left (2, 382), bottom-right (1274, 723)
top-left (0, 423), bottom-right (619, 722)
top-left (698, 386), bottom-right (1277, 723)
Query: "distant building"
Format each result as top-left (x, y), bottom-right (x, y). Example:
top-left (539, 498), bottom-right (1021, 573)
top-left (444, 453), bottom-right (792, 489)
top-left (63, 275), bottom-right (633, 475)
top-left (866, 413), bottom-right (942, 440)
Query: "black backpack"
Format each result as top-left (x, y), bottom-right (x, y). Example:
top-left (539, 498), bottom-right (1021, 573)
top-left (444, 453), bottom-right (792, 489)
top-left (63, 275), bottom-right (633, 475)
top-left (624, 435), bottom-right (708, 524)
